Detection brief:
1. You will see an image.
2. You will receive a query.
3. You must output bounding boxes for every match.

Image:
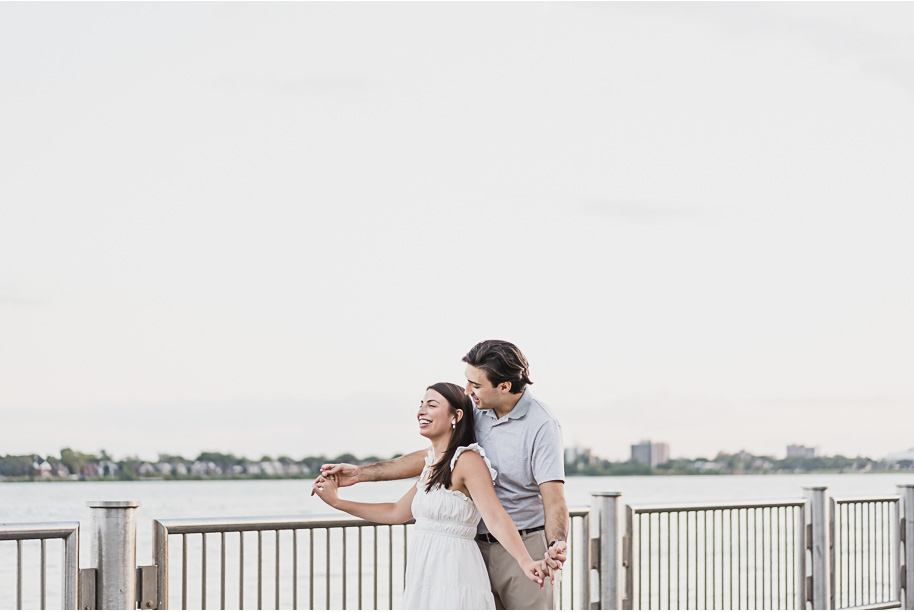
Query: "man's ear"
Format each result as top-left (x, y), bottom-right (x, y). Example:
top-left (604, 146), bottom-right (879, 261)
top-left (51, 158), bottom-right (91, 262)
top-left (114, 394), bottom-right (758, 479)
top-left (498, 381), bottom-right (513, 393)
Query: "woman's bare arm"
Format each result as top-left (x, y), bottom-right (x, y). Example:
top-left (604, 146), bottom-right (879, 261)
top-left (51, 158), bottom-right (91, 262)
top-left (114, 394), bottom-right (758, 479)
top-left (453, 452), bottom-right (545, 585)
top-left (312, 476), bottom-right (416, 524)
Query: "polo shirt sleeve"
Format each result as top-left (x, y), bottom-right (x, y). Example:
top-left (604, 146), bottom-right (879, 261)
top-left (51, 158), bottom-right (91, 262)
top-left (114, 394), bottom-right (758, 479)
top-left (531, 419), bottom-right (565, 485)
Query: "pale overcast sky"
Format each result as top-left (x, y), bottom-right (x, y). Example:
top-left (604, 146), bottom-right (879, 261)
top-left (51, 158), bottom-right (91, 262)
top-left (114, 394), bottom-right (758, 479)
top-left (1, 2), bottom-right (912, 462)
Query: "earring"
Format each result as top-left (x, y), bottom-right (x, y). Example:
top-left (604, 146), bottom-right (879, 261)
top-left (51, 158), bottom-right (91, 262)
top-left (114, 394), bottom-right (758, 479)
top-left (451, 420), bottom-right (456, 429)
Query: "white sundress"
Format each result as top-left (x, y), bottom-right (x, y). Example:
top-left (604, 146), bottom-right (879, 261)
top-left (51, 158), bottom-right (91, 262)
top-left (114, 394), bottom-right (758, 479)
top-left (402, 444), bottom-right (498, 610)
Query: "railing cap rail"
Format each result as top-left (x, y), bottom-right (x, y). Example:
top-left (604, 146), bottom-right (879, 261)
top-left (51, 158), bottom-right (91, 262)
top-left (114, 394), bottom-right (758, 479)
top-left (86, 501), bottom-right (142, 508)
top-left (0, 521), bottom-right (80, 541)
top-left (628, 498), bottom-right (806, 513)
top-left (832, 495), bottom-right (901, 503)
top-left (154, 513), bottom-right (416, 534)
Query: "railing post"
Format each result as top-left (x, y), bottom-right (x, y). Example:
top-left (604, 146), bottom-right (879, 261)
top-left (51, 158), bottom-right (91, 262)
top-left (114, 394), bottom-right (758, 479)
top-left (63, 527), bottom-right (79, 610)
top-left (900, 485), bottom-right (914, 610)
top-left (87, 501), bottom-right (142, 610)
top-left (591, 492), bottom-right (623, 610)
top-left (804, 487), bottom-right (830, 610)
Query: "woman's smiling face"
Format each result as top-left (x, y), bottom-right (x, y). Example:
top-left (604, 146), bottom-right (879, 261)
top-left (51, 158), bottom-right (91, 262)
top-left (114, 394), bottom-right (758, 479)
top-left (417, 388), bottom-right (457, 439)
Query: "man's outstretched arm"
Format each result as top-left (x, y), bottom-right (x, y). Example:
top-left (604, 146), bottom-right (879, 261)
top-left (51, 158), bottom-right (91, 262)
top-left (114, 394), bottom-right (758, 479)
top-left (310, 449), bottom-right (427, 494)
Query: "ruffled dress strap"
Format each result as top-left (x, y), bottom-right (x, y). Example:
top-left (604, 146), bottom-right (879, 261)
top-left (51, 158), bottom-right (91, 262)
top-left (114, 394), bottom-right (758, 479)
top-left (450, 443), bottom-right (497, 482)
top-left (418, 448), bottom-right (435, 482)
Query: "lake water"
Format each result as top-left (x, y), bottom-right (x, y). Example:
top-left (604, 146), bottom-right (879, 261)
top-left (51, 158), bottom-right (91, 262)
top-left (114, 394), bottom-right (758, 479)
top-left (3, 473), bottom-right (912, 609)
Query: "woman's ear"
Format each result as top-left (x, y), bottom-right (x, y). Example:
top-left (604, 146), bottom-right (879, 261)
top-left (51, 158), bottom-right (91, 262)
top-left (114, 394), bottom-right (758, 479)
top-left (454, 408), bottom-right (463, 423)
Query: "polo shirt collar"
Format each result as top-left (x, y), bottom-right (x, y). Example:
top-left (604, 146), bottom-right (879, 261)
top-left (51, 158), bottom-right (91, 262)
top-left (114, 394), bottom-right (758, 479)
top-left (507, 386), bottom-right (532, 419)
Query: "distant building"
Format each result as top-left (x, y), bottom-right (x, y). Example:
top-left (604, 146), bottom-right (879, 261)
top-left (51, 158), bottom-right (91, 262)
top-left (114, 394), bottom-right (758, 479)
top-left (631, 440), bottom-right (670, 467)
top-left (787, 444), bottom-right (816, 459)
top-left (565, 445), bottom-right (593, 467)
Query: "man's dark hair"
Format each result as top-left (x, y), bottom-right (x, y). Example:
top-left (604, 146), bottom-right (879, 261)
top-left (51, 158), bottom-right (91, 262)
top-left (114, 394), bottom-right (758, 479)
top-left (462, 340), bottom-right (533, 394)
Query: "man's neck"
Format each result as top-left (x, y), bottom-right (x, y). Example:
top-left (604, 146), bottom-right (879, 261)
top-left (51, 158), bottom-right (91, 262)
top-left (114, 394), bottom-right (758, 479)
top-left (491, 390), bottom-right (525, 419)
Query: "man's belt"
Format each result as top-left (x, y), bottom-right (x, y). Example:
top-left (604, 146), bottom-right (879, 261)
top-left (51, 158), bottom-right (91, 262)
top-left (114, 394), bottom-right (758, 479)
top-left (475, 525), bottom-right (545, 544)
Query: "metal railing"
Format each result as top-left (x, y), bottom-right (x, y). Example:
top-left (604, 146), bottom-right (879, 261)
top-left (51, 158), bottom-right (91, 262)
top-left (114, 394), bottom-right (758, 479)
top-left (152, 509), bottom-right (592, 610)
top-left (0, 522), bottom-right (79, 610)
top-left (6, 485), bottom-right (914, 610)
top-left (625, 500), bottom-right (806, 610)
top-left (831, 496), bottom-right (902, 610)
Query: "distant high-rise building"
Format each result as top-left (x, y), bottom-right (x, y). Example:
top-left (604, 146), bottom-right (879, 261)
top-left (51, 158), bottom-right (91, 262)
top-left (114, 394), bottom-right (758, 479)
top-left (786, 444), bottom-right (817, 459)
top-left (631, 440), bottom-right (670, 467)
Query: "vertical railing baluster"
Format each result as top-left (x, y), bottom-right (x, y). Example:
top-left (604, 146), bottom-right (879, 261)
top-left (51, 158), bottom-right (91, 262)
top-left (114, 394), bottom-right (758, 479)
top-left (704, 510), bottom-right (709, 610)
top-left (388, 525), bottom-right (393, 610)
top-left (183, 533), bottom-right (188, 610)
top-left (309, 530), bottom-right (314, 611)
top-left (372, 526), bottom-right (378, 611)
top-left (258, 530), bottom-right (263, 611)
top-left (846, 502), bottom-right (851, 608)
top-left (648, 512), bottom-right (653, 610)
top-left (709, 510), bottom-right (714, 610)
top-left (667, 512), bottom-right (671, 610)
top-left (358, 528), bottom-right (363, 610)
top-left (16, 539), bottom-right (23, 610)
top-left (40, 538), bottom-right (47, 610)
top-left (202, 532), bottom-right (208, 610)
top-left (754, 508), bottom-right (759, 611)
top-left (730, 510), bottom-right (734, 610)
top-left (342, 528), bottom-right (347, 610)
top-left (870, 502), bottom-right (875, 604)
top-left (684, 511), bottom-right (689, 610)
top-left (293, 530), bottom-right (298, 611)
top-left (325, 529), bottom-right (331, 611)
top-left (240, 532), bottom-right (245, 610)
top-left (771, 508), bottom-right (783, 610)
top-left (221, 532), bottom-right (226, 611)
top-left (275, 531), bottom-right (281, 610)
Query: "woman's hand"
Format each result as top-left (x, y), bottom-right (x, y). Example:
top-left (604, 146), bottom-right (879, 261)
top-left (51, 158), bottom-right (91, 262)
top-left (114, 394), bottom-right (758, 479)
top-left (311, 474), bottom-right (339, 507)
top-left (520, 556), bottom-right (547, 588)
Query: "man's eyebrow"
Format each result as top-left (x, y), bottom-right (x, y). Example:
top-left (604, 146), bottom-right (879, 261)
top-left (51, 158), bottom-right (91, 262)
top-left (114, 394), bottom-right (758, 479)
top-left (467, 378), bottom-right (479, 385)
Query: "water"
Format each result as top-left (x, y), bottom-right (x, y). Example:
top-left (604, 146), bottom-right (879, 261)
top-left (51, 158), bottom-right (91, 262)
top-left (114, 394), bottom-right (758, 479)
top-left (2, 474), bottom-right (912, 609)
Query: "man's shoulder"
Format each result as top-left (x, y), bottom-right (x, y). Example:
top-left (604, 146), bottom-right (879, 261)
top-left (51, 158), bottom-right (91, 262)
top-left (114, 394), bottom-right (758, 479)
top-left (523, 392), bottom-right (561, 428)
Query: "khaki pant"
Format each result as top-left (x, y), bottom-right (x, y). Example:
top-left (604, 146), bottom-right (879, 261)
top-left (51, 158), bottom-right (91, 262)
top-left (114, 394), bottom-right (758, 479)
top-left (476, 530), bottom-right (554, 610)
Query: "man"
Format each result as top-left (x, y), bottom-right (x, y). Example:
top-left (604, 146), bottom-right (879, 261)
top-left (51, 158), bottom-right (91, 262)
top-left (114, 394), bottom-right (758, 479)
top-left (315, 340), bottom-right (569, 610)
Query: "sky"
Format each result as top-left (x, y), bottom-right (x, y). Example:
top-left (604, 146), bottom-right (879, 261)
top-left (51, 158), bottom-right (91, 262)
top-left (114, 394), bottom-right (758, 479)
top-left (1, 2), bottom-right (912, 463)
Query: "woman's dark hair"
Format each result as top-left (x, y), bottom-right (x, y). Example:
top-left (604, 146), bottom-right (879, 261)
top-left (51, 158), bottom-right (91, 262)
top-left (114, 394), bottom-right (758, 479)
top-left (425, 382), bottom-right (476, 493)
top-left (462, 339), bottom-right (533, 395)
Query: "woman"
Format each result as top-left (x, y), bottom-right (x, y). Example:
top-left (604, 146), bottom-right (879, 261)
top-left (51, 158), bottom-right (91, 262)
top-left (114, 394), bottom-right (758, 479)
top-left (312, 382), bottom-right (546, 609)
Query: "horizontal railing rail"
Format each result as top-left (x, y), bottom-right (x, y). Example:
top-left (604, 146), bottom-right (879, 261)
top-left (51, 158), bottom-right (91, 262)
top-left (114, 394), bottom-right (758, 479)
top-left (0, 522), bottom-right (79, 610)
top-left (831, 496), bottom-right (902, 610)
top-left (626, 500), bottom-right (807, 610)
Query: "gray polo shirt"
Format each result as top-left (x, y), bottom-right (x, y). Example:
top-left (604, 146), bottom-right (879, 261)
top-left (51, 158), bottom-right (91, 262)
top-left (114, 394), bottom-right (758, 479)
top-left (473, 387), bottom-right (565, 534)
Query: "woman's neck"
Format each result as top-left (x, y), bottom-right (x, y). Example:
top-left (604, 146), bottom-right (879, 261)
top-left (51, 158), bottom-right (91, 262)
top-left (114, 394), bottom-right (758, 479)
top-left (429, 435), bottom-right (451, 461)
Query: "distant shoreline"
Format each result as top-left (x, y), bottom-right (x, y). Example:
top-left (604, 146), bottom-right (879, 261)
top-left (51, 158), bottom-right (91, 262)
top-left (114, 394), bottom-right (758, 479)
top-left (3, 468), bottom-right (912, 484)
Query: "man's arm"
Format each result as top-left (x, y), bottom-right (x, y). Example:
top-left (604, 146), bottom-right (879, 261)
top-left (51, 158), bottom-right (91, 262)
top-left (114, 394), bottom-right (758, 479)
top-left (540, 480), bottom-right (570, 574)
top-left (311, 449), bottom-right (427, 493)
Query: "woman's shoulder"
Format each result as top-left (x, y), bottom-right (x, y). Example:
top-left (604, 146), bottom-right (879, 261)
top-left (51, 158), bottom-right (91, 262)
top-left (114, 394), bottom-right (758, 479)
top-left (450, 444), bottom-right (497, 481)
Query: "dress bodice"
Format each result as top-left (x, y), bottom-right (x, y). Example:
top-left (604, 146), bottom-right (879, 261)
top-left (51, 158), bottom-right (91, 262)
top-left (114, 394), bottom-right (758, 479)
top-left (410, 445), bottom-right (497, 540)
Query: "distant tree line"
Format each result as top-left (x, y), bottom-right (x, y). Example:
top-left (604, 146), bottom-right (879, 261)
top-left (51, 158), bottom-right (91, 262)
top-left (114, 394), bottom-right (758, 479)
top-left (565, 450), bottom-right (914, 476)
top-left (0, 448), bottom-right (394, 482)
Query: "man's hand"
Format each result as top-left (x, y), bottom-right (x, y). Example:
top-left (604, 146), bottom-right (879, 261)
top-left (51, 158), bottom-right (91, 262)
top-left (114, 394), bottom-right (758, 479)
top-left (544, 540), bottom-right (567, 584)
top-left (310, 463), bottom-right (360, 495)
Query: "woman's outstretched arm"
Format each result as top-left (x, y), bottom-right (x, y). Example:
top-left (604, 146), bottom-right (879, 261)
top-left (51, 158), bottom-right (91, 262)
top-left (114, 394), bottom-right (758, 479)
top-left (453, 452), bottom-right (546, 586)
top-left (312, 475), bottom-right (416, 524)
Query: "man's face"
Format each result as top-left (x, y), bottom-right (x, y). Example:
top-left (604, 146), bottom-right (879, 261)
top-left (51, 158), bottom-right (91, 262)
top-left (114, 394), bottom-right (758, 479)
top-left (464, 364), bottom-right (503, 410)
